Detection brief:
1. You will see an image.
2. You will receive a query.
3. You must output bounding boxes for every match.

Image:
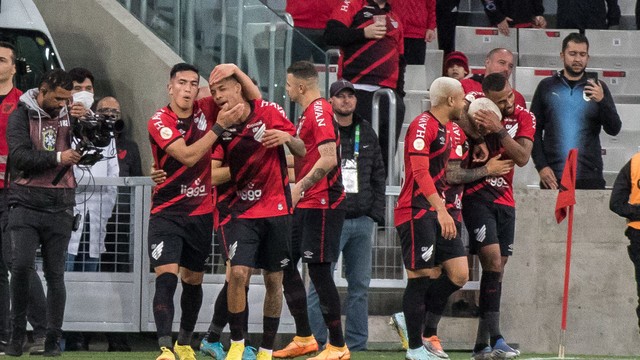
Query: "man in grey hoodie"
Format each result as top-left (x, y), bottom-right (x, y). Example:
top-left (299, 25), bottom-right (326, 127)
top-left (4, 69), bottom-right (81, 357)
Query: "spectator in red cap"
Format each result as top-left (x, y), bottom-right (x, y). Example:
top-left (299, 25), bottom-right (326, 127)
top-left (443, 51), bottom-right (470, 81)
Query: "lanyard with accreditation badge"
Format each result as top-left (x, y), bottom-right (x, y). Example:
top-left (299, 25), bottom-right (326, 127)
top-left (341, 119), bottom-right (360, 194)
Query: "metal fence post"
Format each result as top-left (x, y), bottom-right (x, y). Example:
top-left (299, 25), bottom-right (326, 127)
top-left (371, 88), bottom-right (398, 248)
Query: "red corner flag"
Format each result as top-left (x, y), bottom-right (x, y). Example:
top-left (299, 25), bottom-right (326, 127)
top-left (555, 149), bottom-right (578, 223)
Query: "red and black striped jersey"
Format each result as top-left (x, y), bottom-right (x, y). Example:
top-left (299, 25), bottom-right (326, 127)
top-left (211, 143), bottom-right (234, 229)
top-left (294, 98), bottom-right (345, 209)
top-left (218, 99), bottom-right (294, 219)
top-left (446, 122), bottom-right (469, 223)
top-left (331, 0), bottom-right (404, 89)
top-left (461, 75), bottom-right (527, 109)
top-left (395, 112), bottom-right (450, 226)
top-left (463, 104), bottom-right (536, 207)
top-left (148, 98), bottom-right (218, 216)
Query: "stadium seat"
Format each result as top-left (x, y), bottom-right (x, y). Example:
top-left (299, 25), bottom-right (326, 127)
top-left (514, 67), bottom-right (556, 102)
top-left (591, 69), bottom-right (640, 104)
top-left (455, 26), bottom-right (518, 66)
top-left (584, 29), bottom-right (640, 69)
top-left (517, 28), bottom-right (578, 68)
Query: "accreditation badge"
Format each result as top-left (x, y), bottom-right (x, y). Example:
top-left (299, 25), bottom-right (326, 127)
top-left (341, 158), bottom-right (359, 193)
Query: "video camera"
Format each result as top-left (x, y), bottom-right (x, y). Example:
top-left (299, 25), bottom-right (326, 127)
top-left (52, 113), bottom-right (124, 186)
top-left (72, 113), bottom-right (124, 166)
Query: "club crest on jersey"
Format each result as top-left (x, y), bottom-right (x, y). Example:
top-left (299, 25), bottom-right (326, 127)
top-left (413, 138), bottom-right (425, 151)
top-left (160, 127), bottom-right (173, 140)
top-left (253, 123), bottom-right (266, 142)
top-left (41, 126), bottom-right (56, 151)
top-left (195, 112), bottom-right (207, 131)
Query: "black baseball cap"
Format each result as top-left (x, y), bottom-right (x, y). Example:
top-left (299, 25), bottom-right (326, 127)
top-left (330, 79), bottom-right (356, 97)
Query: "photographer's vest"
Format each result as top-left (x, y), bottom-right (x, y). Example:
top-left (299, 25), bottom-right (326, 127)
top-left (0, 87), bottom-right (22, 188)
top-left (629, 152), bottom-right (640, 230)
top-left (13, 109), bottom-right (74, 189)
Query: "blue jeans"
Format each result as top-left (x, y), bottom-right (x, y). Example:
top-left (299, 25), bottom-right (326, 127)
top-left (307, 216), bottom-right (374, 351)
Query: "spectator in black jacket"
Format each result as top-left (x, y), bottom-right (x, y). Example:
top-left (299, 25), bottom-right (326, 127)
top-left (557, 0), bottom-right (620, 30)
top-left (306, 79), bottom-right (385, 351)
top-left (481, 0), bottom-right (546, 36)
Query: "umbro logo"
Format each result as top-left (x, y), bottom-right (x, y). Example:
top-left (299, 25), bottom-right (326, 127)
top-left (151, 241), bottom-right (164, 260)
top-left (280, 258), bottom-right (290, 267)
top-left (421, 245), bottom-right (433, 262)
top-left (303, 251), bottom-right (314, 259)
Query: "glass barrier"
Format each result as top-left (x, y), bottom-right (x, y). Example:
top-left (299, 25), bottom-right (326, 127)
top-left (116, 0), bottom-right (331, 120)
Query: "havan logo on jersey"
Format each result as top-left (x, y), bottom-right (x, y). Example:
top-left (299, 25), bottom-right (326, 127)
top-left (485, 176), bottom-right (508, 188)
top-left (236, 182), bottom-right (262, 201)
top-left (180, 178), bottom-right (207, 197)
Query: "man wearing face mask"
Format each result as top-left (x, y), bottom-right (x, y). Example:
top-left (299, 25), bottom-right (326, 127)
top-left (65, 68), bottom-right (119, 275)
top-left (5, 69), bottom-right (82, 356)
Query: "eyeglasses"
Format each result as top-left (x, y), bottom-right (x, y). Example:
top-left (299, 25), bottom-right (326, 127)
top-left (96, 108), bottom-right (121, 119)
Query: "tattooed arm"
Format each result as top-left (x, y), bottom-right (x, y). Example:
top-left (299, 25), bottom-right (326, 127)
top-left (291, 141), bottom-right (338, 206)
top-left (446, 155), bottom-right (514, 185)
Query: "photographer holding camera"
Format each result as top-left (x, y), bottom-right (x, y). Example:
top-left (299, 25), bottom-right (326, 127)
top-left (5, 69), bottom-right (81, 356)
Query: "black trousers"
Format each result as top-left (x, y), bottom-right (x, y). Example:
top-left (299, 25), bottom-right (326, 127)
top-left (436, 0), bottom-right (461, 54)
top-left (9, 206), bottom-right (73, 340)
top-left (626, 227), bottom-right (640, 329)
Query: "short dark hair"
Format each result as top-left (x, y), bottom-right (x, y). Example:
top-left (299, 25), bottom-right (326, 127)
top-left (287, 61), bottom-right (318, 80)
top-left (562, 32), bottom-right (589, 52)
top-left (0, 41), bottom-right (16, 63)
top-left (68, 67), bottom-right (94, 85)
top-left (39, 69), bottom-right (73, 91)
top-left (170, 63), bottom-right (199, 79)
top-left (482, 72), bottom-right (508, 94)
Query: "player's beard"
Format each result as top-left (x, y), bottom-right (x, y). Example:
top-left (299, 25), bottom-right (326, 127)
top-left (334, 108), bottom-right (354, 117)
top-left (564, 63), bottom-right (585, 78)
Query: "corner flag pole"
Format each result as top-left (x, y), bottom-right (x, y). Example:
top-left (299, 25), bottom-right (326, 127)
top-left (558, 204), bottom-right (574, 359)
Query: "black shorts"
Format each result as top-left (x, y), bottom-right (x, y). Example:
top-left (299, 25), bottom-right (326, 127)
top-left (396, 213), bottom-right (466, 270)
top-left (148, 213), bottom-right (213, 272)
top-left (462, 200), bottom-right (515, 256)
top-left (291, 208), bottom-right (345, 264)
top-left (225, 215), bottom-right (292, 272)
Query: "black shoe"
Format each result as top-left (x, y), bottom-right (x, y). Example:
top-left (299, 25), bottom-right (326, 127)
top-left (4, 341), bottom-right (23, 357)
top-left (43, 335), bottom-right (61, 357)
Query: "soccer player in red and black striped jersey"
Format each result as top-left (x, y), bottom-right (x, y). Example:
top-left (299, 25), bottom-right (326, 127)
top-left (147, 63), bottom-right (259, 360)
top-left (462, 73), bottom-right (535, 359)
top-left (412, 118), bottom-right (513, 359)
top-left (394, 77), bottom-right (466, 360)
top-left (460, 48), bottom-right (526, 109)
top-left (325, 0), bottom-right (406, 169)
top-left (273, 61), bottom-right (348, 360)
top-left (209, 72), bottom-right (306, 360)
